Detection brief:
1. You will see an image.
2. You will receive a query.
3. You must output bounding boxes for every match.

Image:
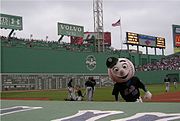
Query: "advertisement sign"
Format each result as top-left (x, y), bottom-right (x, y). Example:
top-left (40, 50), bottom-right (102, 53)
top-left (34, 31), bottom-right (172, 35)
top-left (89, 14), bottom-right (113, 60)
top-left (58, 22), bottom-right (84, 37)
top-left (172, 25), bottom-right (180, 53)
top-left (0, 13), bottom-right (23, 30)
top-left (172, 25), bottom-right (180, 47)
top-left (70, 32), bottom-right (111, 45)
top-left (103, 32), bottom-right (111, 45)
top-left (70, 36), bottom-right (83, 45)
top-left (175, 35), bottom-right (180, 47)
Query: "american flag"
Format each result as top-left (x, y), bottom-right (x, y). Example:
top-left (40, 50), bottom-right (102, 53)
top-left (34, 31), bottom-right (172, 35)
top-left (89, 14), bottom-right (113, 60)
top-left (112, 19), bottom-right (121, 27)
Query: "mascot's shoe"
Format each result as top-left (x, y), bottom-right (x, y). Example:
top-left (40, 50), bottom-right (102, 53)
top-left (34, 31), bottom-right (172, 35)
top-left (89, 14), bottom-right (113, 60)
top-left (144, 91), bottom-right (152, 100)
top-left (136, 97), bottom-right (143, 102)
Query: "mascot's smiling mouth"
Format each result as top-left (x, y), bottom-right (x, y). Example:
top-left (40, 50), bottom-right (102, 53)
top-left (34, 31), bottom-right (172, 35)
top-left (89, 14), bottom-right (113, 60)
top-left (114, 70), bottom-right (130, 80)
top-left (120, 74), bottom-right (128, 79)
top-left (116, 73), bottom-right (128, 79)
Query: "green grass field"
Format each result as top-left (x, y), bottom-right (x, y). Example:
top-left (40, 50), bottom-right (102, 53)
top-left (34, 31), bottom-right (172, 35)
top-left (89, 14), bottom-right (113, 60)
top-left (1, 84), bottom-right (180, 101)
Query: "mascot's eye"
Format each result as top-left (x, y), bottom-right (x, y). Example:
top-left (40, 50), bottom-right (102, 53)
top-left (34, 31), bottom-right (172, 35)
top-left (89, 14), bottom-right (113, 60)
top-left (113, 67), bottom-right (119, 72)
top-left (122, 63), bottom-right (128, 69)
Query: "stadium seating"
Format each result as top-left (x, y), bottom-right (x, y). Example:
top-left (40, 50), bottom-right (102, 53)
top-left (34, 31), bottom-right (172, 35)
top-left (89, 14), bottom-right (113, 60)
top-left (1, 36), bottom-right (98, 52)
top-left (137, 53), bottom-right (180, 71)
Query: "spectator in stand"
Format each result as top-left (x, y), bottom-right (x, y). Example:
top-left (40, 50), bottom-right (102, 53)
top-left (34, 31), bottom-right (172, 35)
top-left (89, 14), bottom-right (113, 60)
top-left (137, 54), bottom-right (180, 72)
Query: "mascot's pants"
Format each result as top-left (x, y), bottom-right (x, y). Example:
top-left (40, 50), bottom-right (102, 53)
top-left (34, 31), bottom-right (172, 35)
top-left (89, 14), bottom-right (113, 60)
top-left (86, 87), bottom-right (93, 101)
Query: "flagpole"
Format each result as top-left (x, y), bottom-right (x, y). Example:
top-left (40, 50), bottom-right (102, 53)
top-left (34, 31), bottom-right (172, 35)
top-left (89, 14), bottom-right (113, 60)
top-left (112, 18), bottom-right (123, 52)
top-left (119, 17), bottom-right (123, 51)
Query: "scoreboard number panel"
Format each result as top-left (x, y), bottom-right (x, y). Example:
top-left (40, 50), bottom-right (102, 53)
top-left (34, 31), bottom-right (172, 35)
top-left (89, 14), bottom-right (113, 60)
top-left (156, 37), bottom-right (165, 48)
top-left (126, 32), bottom-right (165, 49)
top-left (126, 32), bottom-right (139, 45)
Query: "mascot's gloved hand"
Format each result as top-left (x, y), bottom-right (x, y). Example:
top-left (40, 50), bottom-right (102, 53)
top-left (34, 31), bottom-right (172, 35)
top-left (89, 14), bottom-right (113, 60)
top-left (143, 91), bottom-right (152, 100)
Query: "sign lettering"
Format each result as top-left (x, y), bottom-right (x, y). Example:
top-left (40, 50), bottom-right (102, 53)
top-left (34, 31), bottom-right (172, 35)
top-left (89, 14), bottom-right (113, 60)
top-left (0, 13), bottom-right (23, 30)
top-left (58, 22), bottom-right (84, 37)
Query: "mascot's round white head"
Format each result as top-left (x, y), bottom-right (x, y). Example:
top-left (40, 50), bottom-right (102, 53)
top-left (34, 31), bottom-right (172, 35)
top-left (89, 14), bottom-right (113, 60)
top-left (106, 57), bottom-right (135, 83)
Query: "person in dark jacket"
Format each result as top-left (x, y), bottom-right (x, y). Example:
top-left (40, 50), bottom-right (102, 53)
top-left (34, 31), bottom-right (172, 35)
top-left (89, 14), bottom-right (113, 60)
top-left (85, 77), bottom-right (96, 101)
top-left (75, 85), bottom-right (83, 101)
top-left (164, 75), bottom-right (170, 92)
top-left (66, 79), bottom-right (76, 101)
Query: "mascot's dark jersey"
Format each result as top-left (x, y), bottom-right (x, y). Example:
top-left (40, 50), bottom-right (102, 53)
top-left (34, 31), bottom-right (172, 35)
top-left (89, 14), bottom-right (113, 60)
top-left (113, 76), bottom-right (147, 102)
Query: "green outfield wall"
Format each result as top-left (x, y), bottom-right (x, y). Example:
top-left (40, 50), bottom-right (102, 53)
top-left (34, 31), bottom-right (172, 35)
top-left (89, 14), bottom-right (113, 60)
top-left (135, 70), bottom-right (180, 84)
top-left (1, 46), bottom-right (118, 73)
top-left (1, 39), bottom-right (170, 90)
top-left (1, 46), bottom-right (163, 73)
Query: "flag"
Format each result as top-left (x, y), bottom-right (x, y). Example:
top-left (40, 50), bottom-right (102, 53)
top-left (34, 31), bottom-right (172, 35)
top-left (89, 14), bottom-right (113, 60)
top-left (112, 19), bottom-right (120, 27)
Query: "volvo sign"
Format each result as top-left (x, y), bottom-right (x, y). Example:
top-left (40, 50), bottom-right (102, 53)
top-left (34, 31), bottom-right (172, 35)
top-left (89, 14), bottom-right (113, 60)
top-left (58, 22), bottom-right (84, 37)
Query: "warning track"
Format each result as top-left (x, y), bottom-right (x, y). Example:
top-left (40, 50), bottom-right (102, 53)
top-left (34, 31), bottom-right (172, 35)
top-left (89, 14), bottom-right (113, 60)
top-left (149, 91), bottom-right (180, 102)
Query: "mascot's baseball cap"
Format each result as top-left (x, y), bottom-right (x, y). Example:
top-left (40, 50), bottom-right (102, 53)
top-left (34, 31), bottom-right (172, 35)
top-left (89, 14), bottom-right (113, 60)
top-left (106, 57), bottom-right (118, 68)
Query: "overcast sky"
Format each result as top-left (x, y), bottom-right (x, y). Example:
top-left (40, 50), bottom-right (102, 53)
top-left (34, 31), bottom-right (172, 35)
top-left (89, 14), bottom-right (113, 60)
top-left (1, 0), bottom-right (180, 55)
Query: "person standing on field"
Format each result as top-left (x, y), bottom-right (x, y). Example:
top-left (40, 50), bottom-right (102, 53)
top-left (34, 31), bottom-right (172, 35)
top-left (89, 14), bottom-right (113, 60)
top-left (164, 75), bottom-right (170, 92)
top-left (67, 79), bottom-right (76, 100)
top-left (173, 77), bottom-right (178, 89)
top-left (85, 77), bottom-right (96, 101)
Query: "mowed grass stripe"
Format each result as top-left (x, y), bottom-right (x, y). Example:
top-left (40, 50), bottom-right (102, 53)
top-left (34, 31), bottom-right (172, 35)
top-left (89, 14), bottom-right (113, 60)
top-left (1, 84), bottom-right (180, 101)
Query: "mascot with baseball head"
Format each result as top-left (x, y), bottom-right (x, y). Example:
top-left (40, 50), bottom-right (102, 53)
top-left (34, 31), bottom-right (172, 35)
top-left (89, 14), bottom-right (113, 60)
top-left (106, 57), bottom-right (152, 102)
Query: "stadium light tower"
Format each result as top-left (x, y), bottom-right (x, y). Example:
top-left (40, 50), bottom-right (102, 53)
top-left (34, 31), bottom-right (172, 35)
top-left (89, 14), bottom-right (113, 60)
top-left (93, 0), bottom-right (104, 52)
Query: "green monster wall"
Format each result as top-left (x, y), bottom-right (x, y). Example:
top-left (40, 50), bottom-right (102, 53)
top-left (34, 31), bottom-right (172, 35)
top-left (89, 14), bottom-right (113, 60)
top-left (2, 42), bottom-right (176, 84)
top-left (1, 45), bottom-right (164, 74)
top-left (1, 46), bottom-right (119, 73)
top-left (135, 70), bottom-right (180, 84)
